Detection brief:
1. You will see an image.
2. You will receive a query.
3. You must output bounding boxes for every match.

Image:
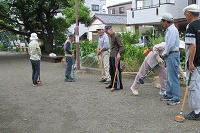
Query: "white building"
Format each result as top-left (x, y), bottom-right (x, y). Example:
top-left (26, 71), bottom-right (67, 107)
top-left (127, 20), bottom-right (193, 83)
top-left (127, 0), bottom-right (200, 35)
top-left (68, 0), bottom-right (106, 39)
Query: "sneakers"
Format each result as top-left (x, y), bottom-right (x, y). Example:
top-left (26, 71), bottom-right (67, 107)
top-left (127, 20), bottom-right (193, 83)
top-left (184, 111), bottom-right (200, 121)
top-left (33, 83), bottom-right (42, 87)
top-left (105, 84), bottom-right (112, 89)
top-left (99, 78), bottom-right (106, 82)
top-left (160, 95), bottom-right (172, 101)
top-left (130, 86), bottom-right (138, 95)
top-left (167, 101), bottom-right (180, 106)
top-left (65, 78), bottom-right (73, 82)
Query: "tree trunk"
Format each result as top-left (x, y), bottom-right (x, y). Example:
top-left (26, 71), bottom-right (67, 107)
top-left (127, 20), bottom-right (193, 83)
top-left (42, 32), bottom-right (53, 54)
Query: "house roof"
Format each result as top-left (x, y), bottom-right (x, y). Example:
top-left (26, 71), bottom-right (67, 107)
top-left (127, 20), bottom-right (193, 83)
top-left (107, 1), bottom-right (132, 8)
top-left (92, 14), bottom-right (127, 25)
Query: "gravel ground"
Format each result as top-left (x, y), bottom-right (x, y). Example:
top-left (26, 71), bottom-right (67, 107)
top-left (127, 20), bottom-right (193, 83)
top-left (0, 51), bottom-right (199, 133)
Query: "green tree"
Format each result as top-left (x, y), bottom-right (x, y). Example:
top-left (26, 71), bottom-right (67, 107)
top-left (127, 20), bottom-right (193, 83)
top-left (0, 0), bottom-right (91, 53)
top-left (62, 0), bottom-right (92, 28)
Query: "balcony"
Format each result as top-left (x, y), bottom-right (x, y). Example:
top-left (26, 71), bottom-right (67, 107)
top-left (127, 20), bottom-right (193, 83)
top-left (127, 1), bottom-right (187, 25)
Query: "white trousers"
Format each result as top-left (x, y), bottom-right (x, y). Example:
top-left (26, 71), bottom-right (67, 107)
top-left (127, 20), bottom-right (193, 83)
top-left (100, 51), bottom-right (110, 80)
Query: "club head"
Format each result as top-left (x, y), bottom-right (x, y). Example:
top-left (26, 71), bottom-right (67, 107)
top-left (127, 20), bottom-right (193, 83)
top-left (110, 87), bottom-right (115, 92)
top-left (174, 115), bottom-right (185, 122)
top-left (139, 78), bottom-right (144, 84)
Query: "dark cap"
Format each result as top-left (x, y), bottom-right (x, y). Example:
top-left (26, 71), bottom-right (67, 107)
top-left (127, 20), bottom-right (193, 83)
top-left (104, 25), bottom-right (112, 32)
top-left (68, 34), bottom-right (75, 38)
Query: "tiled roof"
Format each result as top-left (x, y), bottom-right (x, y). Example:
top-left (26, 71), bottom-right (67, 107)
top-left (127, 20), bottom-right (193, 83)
top-left (93, 14), bottom-right (127, 25)
top-left (107, 1), bottom-right (132, 8)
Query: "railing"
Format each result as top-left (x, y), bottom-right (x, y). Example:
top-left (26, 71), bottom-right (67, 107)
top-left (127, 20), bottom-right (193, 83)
top-left (131, 2), bottom-right (175, 11)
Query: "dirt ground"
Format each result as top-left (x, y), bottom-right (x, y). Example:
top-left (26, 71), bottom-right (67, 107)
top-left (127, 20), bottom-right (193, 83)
top-left (0, 52), bottom-right (199, 133)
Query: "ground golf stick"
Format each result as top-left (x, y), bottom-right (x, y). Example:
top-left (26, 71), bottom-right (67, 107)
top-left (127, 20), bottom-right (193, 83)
top-left (71, 58), bottom-right (76, 82)
top-left (175, 73), bottom-right (192, 122)
top-left (139, 63), bottom-right (158, 84)
top-left (111, 59), bottom-right (120, 92)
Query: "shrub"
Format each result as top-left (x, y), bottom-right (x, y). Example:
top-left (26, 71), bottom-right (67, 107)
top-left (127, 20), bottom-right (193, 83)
top-left (0, 43), bottom-right (5, 51)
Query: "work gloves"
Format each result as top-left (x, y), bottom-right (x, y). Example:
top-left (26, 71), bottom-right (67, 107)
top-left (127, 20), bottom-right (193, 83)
top-left (156, 55), bottom-right (164, 64)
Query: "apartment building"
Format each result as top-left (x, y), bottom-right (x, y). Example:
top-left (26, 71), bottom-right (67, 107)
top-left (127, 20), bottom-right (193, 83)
top-left (107, 1), bottom-right (132, 14)
top-left (127, 0), bottom-right (200, 35)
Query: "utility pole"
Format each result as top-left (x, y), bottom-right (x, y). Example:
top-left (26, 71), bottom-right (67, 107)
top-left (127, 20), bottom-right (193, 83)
top-left (75, 0), bottom-right (80, 70)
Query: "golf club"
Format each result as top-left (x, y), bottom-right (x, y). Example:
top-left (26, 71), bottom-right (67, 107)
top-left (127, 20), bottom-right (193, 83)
top-left (139, 63), bottom-right (158, 84)
top-left (111, 59), bottom-right (120, 92)
top-left (175, 73), bottom-right (192, 122)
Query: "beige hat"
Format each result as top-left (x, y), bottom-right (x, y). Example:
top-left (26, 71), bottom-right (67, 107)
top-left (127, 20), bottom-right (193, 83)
top-left (179, 40), bottom-right (185, 49)
top-left (30, 33), bottom-right (38, 40)
top-left (183, 4), bottom-right (200, 12)
top-left (160, 13), bottom-right (174, 21)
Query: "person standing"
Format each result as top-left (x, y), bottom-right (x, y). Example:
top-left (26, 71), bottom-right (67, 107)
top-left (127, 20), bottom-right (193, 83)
top-left (28, 33), bottom-right (42, 87)
top-left (183, 4), bottom-right (200, 120)
top-left (64, 34), bottom-right (75, 82)
top-left (96, 26), bottom-right (111, 84)
top-left (104, 25), bottom-right (124, 91)
top-left (159, 13), bottom-right (181, 105)
top-left (130, 42), bottom-right (166, 96)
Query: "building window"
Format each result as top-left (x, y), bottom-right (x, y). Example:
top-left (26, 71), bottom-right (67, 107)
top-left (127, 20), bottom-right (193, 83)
top-left (92, 5), bottom-right (99, 11)
top-left (119, 7), bottom-right (124, 13)
top-left (188, 0), bottom-right (196, 4)
top-left (110, 8), bottom-right (115, 14)
top-left (132, 11), bottom-right (134, 18)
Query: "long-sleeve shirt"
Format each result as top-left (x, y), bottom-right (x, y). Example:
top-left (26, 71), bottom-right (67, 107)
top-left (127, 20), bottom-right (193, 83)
top-left (146, 42), bottom-right (165, 68)
top-left (64, 40), bottom-right (72, 57)
top-left (28, 40), bottom-right (41, 60)
top-left (162, 24), bottom-right (179, 57)
top-left (98, 33), bottom-right (109, 50)
top-left (110, 32), bottom-right (124, 57)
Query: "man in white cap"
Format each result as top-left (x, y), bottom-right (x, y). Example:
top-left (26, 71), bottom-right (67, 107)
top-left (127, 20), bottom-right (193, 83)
top-left (96, 26), bottom-right (111, 84)
top-left (159, 13), bottom-right (181, 106)
top-left (183, 4), bottom-right (200, 121)
top-left (28, 33), bottom-right (42, 87)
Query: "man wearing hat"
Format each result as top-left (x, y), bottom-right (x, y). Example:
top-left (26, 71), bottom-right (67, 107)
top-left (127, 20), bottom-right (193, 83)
top-left (183, 4), bottom-right (200, 121)
top-left (159, 13), bottom-right (181, 106)
top-left (28, 33), bottom-right (42, 87)
top-left (104, 25), bottom-right (124, 91)
top-left (64, 34), bottom-right (75, 82)
top-left (96, 26), bottom-right (111, 84)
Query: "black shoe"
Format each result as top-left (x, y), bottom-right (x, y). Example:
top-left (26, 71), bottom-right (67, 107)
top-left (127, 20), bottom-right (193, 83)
top-left (160, 95), bottom-right (172, 101)
top-left (184, 111), bottom-right (200, 121)
top-left (99, 79), bottom-right (106, 82)
top-left (105, 85), bottom-right (112, 89)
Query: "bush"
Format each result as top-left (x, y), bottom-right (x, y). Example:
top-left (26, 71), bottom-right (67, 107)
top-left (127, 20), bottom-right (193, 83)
top-left (0, 43), bottom-right (5, 51)
top-left (79, 40), bottom-right (97, 56)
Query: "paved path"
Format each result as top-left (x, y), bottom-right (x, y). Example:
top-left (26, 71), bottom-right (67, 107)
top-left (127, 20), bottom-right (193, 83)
top-left (0, 52), bottom-right (199, 133)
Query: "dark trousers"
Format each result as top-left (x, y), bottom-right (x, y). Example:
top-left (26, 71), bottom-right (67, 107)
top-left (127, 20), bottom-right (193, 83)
top-left (109, 57), bottom-right (123, 89)
top-left (65, 56), bottom-right (72, 79)
top-left (30, 59), bottom-right (40, 85)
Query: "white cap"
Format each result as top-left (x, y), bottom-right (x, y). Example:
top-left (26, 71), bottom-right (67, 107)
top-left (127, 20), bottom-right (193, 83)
top-left (30, 33), bottom-right (38, 40)
top-left (160, 13), bottom-right (173, 21)
top-left (96, 26), bottom-right (104, 30)
top-left (179, 40), bottom-right (185, 49)
top-left (183, 4), bottom-right (200, 12)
